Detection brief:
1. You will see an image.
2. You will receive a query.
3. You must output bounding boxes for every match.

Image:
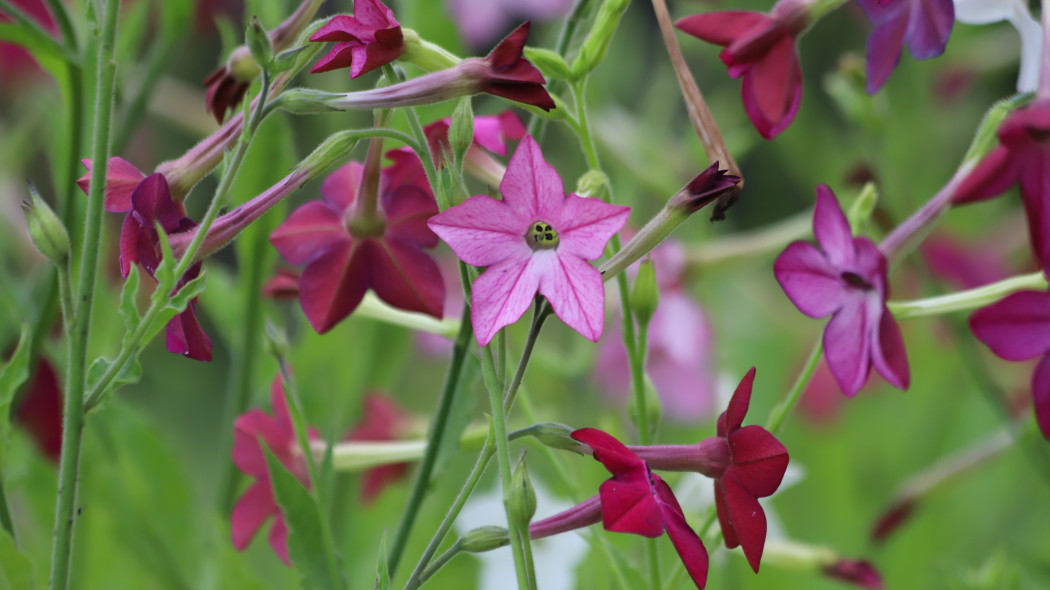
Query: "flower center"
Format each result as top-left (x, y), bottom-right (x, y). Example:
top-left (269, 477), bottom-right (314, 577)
top-left (526, 221), bottom-right (559, 250)
top-left (841, 271), bottom-right (873, 291)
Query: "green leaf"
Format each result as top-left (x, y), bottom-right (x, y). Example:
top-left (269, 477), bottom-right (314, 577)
top-left (86, 356), bottom-right (142, 407)
top-left (0, 527), bottom-right (34, 590)
top-left (263, 446), bottom-right (347, 590)
top-left (0, 325), bottom-right (32, 436)
top-left (375, 532), bottom-right (390, 590)
top-left (167, 269), bottom-right (208, 313)
top-left (119, 266), bottom-right (142, 340)
top-left (151, 222), bottom-right (177, 292)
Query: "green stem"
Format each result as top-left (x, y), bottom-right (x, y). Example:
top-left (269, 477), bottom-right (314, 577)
top-left (415, 541), bottom-right (464, 586)
top-left (381, 65), bottom-right (446, 211)
top-left (888, 271), bottom-right (1048, 320)
top-left (48, 0), bottom-right (119, 586)
top-left (502, 305), bottom-right (549, 413)
top-left (525, 0), bottom-right (592, 137)
top-left (0, 467), bottom-right (13, 546)
top-left (42, 0), bottom-right (76, 50)
top-left (573, 80), bottom-right (601, 170)
top-left (387, 301), bottom-right (474, 576)
top-left (767, 339), bottom-right (822, 436)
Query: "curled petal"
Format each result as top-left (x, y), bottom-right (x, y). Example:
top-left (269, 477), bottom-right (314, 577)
top-left (571, 427), bottom-right (647, 474)
top-left (728, 425), bottom-right (788, 498)
top-left (953, 146), bottom-right (1019, 204)
top-left (740, 36), bottom-right (801, 139)
top-left (655, 479), bottom-right (709, 589)
top-left (165, 304), bottom-right (213, 362)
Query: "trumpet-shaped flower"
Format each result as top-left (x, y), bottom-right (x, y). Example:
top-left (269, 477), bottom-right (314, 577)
top-left (428, 136), bottom-right (630, 346)
top-left (856, 0), bottom-right (954, 93)
top-left (774, 185), bottom-right (909, 395)
top-left (572, 428), bottom-right (709, 588)
top-left (309, 0), bottom-right (404, 79)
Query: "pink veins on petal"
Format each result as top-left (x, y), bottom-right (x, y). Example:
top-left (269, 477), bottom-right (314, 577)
top-left (427, 135), bottom-right (629, 346)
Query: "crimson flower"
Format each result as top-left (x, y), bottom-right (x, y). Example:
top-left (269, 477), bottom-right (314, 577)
top-left (309, 0), bottom-right (404, 79)
top-left (969, 290), bottom-right (1050, 439)
top-left (428, 135), bottom-right (630, 345)
top-left (478, 22), bottom-right (555, 111)
top-left (270, 152), bottom-right (445, 333)
top-left (856, 0), bottom-right (954, 94)
top-left (76, 157), bottom-right (147, 213)
top-left (572, 428), bottom-right (709, 589)
top-left (231, 375), bottom-right (318, 564)
top-left (676, 7), bottom-right (805, 139)
top-left (953, 99), bottom-right (1050, 278)
top-left (823, 559), bottom-right (884, 589)
top-left (203, 51), bottom-right (252, 125)
top-left (774, 185), bottom-right (909, 395)
top-left (345, 394), bottom-right (412, 503)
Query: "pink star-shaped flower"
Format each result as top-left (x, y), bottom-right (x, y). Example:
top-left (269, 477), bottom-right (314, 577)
top-left (969, 290), bottom-right (1050, 440)
top-left (774, 185), bottom-right (909, 395)
top-left (856, 0), bottom-right (955, 93)
top-left (270, 152), bottom-right (445, 333)
top-left (428, 135), bottom-right (630, 346)
top-left (676, 9), bottom-right (804, 139)
top-left (309, 0), bottom-right (404, 79)
top-left (231, 375), bottom-right (318, 564)
top-left (344, 394), bottom-right (412, 503)
top-left (572, 428), bottom-right (709, 589)
top-left (953, 99), bottom-right (1050, 278)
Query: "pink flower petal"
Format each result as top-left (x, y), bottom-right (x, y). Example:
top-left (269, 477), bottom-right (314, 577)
top-left (270, 376), bottom-right (294, 438)
top-left (270, 201), bottom-right (347, 266)
top-left (813, 185), bottom-right (854, 269)
top-left (675, 11), bottom-right (772, 47)
top-left (268, 516), bottom-right (291, 566)
top-left (823, 296), bottom-right (874, 396)
top-left (232, 410), bottom-right (286, 476)
top-left (863, 5), bottom-right (908, 93)
top-left (1019, 164), bottom-right (1050, 276)
top-left (499, 135), bottom-right (564, 221)
top-left (427, 195), bottom-right (532, 267)
top-left (953, 146), bottom-right (1019, 204)
top-left (554, 195), bottom-right (630, 260)
top-left (774, 241), bottom-right (846, 318)
top-left (717, 472), bottom-right (766, 573)
top-left (165, 305), bottom-right (213, 362)
top-left (540, 253), bottom-right (605, 342)
top-left (740, 36), bottom-right (800, 139)
top-left (367, 238), bottom-right (446, 318)
top-left (470, 253), bottom-right (542, 346)
top-left (572, 428), bottom-right (647, 474)
top-left (1032, 354), bottom-right (1050, 440)
top-left (319, 161), bottom-right (362, 212)
top-left (231, 480), bottom-right (276, 551)
top-left (728, 425), bottom-right (788, 498)
top-left (970, 291), bottom-right (1050, 361)
top-left (655, 479), bottom-right (709, 589)
top-left (383, 185), bottom-right (439, 248)
top-left (298, 241), bottom-right (371, 333)
top-left (597, 476), bottom-right (664, 538)
top-left (870, 305), bottom-right (910, 389)
top-left (77, 157), bottom-right (147, 213)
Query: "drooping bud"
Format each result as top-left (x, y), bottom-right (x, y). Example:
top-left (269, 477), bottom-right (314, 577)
top-left (459, 526), bottom-right (511, 553)
top-left (22, 185), bottom-right (70, 265)
top-left (572, 0), bottom-right (630, 78)
top-left (529, 422), bottom-right (588, 455)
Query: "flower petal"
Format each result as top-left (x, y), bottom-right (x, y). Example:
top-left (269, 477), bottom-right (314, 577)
top-left (268, 516), bottom-right (291, 566)
top-left (774, 241), bottom-right (846, 318)
top-left (675, 11), bottom-right (771, 47)
top-left (270, 201), bottom-right (347, 266)
top-left (539, 253), bottom-right (605, 342)
top-left (427, 195), bottom-right (531, 267)
top-left (597, 477), bottom-right (664, 538)
top-left (953, 146), bottom-right (1020, 204)
top-left (717, 472), bottom-right (766, 572)
top-left (319, 161), bottom-right (361, 212)
top-left (383, 185), bottom-right (439, 248)
top-left (571, 427), bottom-right (647, 474)
top-left (823, 296), bottom-right (874, 396)
top-left (813, 185), bottom-right (854, 268)
top-left (270, 376), bottom-right (294, 438)
top-left (298, 241), bottom-right (370, 333)
top-left (368, 238), bottom-right (446, 318)
top-left (1018, 160), bottom-right (1050, 276)
top-left (655, 479), bottom-right (709, 589)
top-left (499, 135), bottom-right (564, 221)
top-left (970, 291), bottom-right (1050, 361)
top-left (740, 36), bottom-right (801, 138)
top-left (1031, 354), bottom-right (1050, 440)
top-left (470, 253), bottom-right (542, 346)
top-left (231, 480), bottom-right (275, 551)
top-left (903, 0), bottom-right (954, 60)
top-left (165, 305), bottom-right (213, 362)
top-left (721, 367), bottom-right (756, 435)
top-left (864, 7), bottom-right (908, 93)
top-left (554, 195), bottom-right (630, 260)
top-left (77, 157), bottom-right (147, 213)
top-left (232, 410), bottom-right (285, 476)
top-left (871, 305), bottom-right (910, 389)
top-left (728, 425), bottom-right (788, 498)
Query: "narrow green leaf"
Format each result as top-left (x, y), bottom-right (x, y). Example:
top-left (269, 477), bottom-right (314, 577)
top-left (152, 222), bottom-right (176, 292)
top-left (263, 446), bottom-right (347, 590)
top-left (119, 266), bottom-right (142, 340)
top-left (375, 532), bottom-right (390, 590)
top-left (0, 325), bottom-right (32, 434)
top-left (0, 527), bottom-right (34, 590)
top-left (167, 269), bottom-right (208, 313)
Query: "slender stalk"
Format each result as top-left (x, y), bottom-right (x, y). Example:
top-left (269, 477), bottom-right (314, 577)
top-left (387, 302), bottom-right (474, 576)
top-left (0, 468), bottom-right (13, 546)
top-left (888, 271), bottom-right (1047, 319)
top-left (416, 541), bottom-right (464, 585)
top-left (48, 0), bottom-right (119, 586)
top-left (526, 0), bottom-right (592, 137)
top-left (767, 339), bottom-right (823, 436)
top-left (878, 163), bottom-right (973, 262)
top-left (502, 305), bottom-right (549, 412)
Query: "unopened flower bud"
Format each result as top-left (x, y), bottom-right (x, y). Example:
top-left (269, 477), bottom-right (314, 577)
top-left (275, 88), bottom-right (344, 114)
top-left (572, 0), bottom-right (630, 78)
top-left (575, 170), bottom-right (610, 201)
top-left (459, 526), bottom-right (511, 553)
top-left (506, 455), bottom-right (537, 527)
top-left (530, 422), bottom-right (588, 454)
top-left (524, 47), bottom-right (572, 81)
top-left (247, 16), bottom-right (274, 71)
top-left (847, 182), bottom-right (877, 234)
top-left (630, 259), bottom-right (659, 326)
top-left (449, 97), bottom-right (475, 167)
top-left (22, 185), bottom-right (70, 265)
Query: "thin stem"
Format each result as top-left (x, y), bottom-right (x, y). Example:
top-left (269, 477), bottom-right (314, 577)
top-left (526, 0), bottom-right (592, 137)
top-left (42, 0), bottom-right (76, 50)
top-left (0, 468), bottom-right (14, 546)
top-left (573, 80), bottom-right (601, 170)
top-left (502, 305), bottom-right (549, 413)
top-left (387, 301), bottom-right (474, 576)
top-left (48, 0), bottom-right (119, 586)
top-left (382, 66), bottom-right (447, 211)
top-left (767, 339), bottom-right (822, 436)
top-left (416, 541), bottom-right (464, 586)
top-left (879, 163), bottom-right (973, 262)
top-left (630, 319), bottom-right (652, 445)
top-left (889, 271), bottom-right (1048, 319)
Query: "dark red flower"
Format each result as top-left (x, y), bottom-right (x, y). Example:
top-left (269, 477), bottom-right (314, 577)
top-left (479, 22), bottom-right (555, 111)
top-left (262, 268), bottom-right (301, 300)
top-left (203, 57), bottom-right (252, 125)
top-left (14, 357), bottom-right (62, 462)
top-left (345, 394), bottom-right (412, 503)
top-left (309, 0), bottom-right (404, 79)
top-left (571, 428), bottom-right (709, 589)
top-left (76, 157), bottom-right (148, 213)
top-left (823, 559), bottom-right (884, 589)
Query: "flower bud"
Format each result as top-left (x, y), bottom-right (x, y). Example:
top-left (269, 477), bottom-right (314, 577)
top-left (247, 16), bottom-right (274, 71)
top-left (275, 88), bottom-right (345, 114)
top-left (630, 259), bottom-right (659, 326)
top-left (575, 170), bottom-right (610, 201)
top-left (524, 47), bottom-right (572, 81)
top-left (571, 0), bottom-right (630, 78)
top-left (449, 97), bottom-right (475, 168)
top-left (847, 181), bottom-right (877, 235)
top-left (459, 526), bottom-right (511, 553)
top-left (506, 455), bottom-right (537, 527)
top-left (22, 185), bottom-right (70, 265)
top-left (530, 422), bottom-right (588, 454)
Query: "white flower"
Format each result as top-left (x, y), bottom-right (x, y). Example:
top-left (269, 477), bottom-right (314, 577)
top-left (954, 0), bottom-right (1041, 92)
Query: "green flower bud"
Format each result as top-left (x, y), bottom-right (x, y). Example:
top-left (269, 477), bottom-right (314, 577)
top-left (22, 185), bottom-right (70, 265)
top-left (570, 0), bottom-right (630, 78)
top-left (247, 16), bottom-right (274, 71)
top-left (400, 27), bottom-right (461, 72)
top-left (575, 170), bottom-right (610, 201)
top-left (297, 130), bottom-right (361, 176)
top-left (449, 97), bottom-right (475, 168)
top-left (276, 88), bottom-right (345, 115)
top-left (963, 92), bottom-right (1032, 165)
top-left (847, 182), bottom-right (877, 235)
top-left (630, 259), bottom-right (659, 327)
top-left (506, 455), bottom-right (537, 527)
top-left (459, 526), bottom-right (510, 553)
top-left (524, 47), bottom-right (573, 81)
top-left (530, 422), bottom-right (588, 455)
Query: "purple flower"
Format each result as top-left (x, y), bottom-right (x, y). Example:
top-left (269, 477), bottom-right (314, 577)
top-left (969, 290), bottom-right (1050, 439)
top-left (309, 0), bottom-right (404, 79)
top-left (855, 0), bottom-right (955, 93)
top-left (774, 185), bottom-right (909, 395)
top-left (428, 135), bottom-right (630, 346)
top-left (270, 152), bottom-right (445, 333)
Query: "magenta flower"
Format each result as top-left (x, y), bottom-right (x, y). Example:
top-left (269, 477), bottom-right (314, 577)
top-left (571, 428), bottom-right (709, 589)
top-left (855, 0), bottom-right (954, 93)
top-left (774, 185), bottom-right (909, 395)
top-left (428, 135), bottom-right (630, 346)
top-left (309, 0), bottom-right (404, 79)
top-left (231, 375), bottom-right (318, 564)
top-left (119, 174), bottom-right (213, 362)
top-left (969, 290), bottom-right (1050, 439)
top-left (676, 7), bottom-right (805, 139)
top-left (953, 100), bottom-right (1050, 277)
top-left (270, 152), bottom-right (445, 333)
top-left (345, 394), bottom-right (412, 503)
top-left (424, 111), bottom-right (526, 163)
top-left (823, 559), bottom-right (884, 589)
top-left (76, 157), bottom-right (147, 213)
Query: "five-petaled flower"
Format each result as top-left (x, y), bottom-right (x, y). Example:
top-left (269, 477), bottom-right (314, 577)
top-left (953, 99), bottom-right (1050, 278)
top-left (855, 0), bottom-right (954, 94)
top-left (774, 185), bottom-right (909, 395)
top-left (270, 150), bottom-right (445, 333)
top-left (969, 290), bottom-right (1050, 440)
top-left (676, 5), bottom-right (807, 139)
top-left (428, 135), bottom-right (630, 346)
top-left (309, 0), bottom-right (404, 79)
top-left (231, 375), bottom-right (318, 564)
top-left (572, 427), bottom-right (709, 589)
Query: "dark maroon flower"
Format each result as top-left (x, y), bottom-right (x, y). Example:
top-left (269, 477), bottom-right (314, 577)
top-left (269, 151), bottom-right (445, 333)
top-left (345, 394), bottom-right (412, 503)
top-left (953, 99), bottom-right (1050, 278)
top-left (571, 428), bottom-right (709, 589)
top-left (969, 290), bottom-right (1050, 439)
top-left (309, 0), bottom-right (404, 79)
top-left (823, 559), bottom-right (884, 589)
top-left (76, 157), bottom-right (148, 213)
top-left (480, 22), bottom-right (555, 111)
top-left (676, 8), bottom-right (805, 139)
top-left (14, 357), bottom-right (62, 462)
top-left (855, 0), bottom-right (955, 94)
top-left (123, 174), bottom-right (213, 362)
top-left (203, 55), bottom-right (253, 125)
